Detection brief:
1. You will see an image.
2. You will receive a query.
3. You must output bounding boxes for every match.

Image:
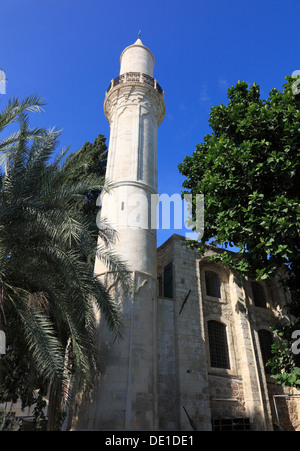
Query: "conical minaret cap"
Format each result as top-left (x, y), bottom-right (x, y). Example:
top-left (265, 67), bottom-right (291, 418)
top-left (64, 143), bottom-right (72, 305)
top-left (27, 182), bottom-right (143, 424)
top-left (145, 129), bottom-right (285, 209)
top-left (120, 35), bottom-right (155, 77)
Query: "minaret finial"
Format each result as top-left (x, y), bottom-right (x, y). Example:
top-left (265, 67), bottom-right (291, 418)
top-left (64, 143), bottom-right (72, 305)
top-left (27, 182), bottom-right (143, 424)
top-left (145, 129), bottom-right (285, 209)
top-left (138, 30), bottom-right (141, 39)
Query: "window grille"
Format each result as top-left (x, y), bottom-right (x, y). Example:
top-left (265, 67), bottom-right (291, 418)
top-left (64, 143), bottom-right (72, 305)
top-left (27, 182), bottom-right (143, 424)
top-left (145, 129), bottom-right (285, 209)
top-left (258, 329), bottom-right (273, 374)
top-left (205, 270), bottom-right (221, 298)
top-left (163, 262), bottom-right (173, 298)
top-left (251, 282), bottom-right (267, 308)
top-left (212, 418), bottom-right (250, 431)
top-left (207, 320), bottom-right (230, 369)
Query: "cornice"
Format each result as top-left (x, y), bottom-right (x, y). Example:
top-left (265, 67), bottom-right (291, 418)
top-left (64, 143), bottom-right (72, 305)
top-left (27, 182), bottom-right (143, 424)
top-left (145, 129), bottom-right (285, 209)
top-left (104, 81), bottom-right (166, 126)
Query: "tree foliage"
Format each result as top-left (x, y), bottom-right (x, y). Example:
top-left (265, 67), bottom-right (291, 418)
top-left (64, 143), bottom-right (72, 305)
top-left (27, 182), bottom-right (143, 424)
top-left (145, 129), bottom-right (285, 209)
top-left (178, 76), bottom-right (300, 386)
top-left (63, 133), bottom-right (107, 221)
top-left (62, 134), bottom-right (108, 270)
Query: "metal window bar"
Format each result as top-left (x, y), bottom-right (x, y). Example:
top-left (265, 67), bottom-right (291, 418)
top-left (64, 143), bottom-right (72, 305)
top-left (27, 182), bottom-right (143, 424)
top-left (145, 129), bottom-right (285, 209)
top-left (212, 418), bottom-right (250, 431)
top-left (205, 270), bottom-right (221, 298)
top-left (273, 395), bottom-right (300, 431)
top-left (208, 320), bottom-right (230, 369)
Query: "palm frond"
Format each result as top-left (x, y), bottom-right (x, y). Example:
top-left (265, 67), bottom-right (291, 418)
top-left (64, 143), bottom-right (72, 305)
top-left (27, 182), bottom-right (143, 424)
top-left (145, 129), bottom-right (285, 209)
top-left (0, 95), bottom-right (45, 132)
top-left (7, 291), bottom-right (65, 387)
top-left (95, 244), bottom-right (134, 295)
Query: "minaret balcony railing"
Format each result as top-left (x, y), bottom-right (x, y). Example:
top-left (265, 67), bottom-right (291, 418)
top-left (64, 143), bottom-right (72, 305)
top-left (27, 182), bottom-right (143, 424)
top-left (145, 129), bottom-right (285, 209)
top-left (107, 72), bottom-right (163, 95)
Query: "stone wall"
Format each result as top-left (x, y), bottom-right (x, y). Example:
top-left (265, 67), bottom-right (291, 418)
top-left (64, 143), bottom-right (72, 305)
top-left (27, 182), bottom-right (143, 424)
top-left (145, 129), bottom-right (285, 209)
top-left (157, 234), bottom-right (300, 431)
top-left (157, 235), bottom-right (211, 431)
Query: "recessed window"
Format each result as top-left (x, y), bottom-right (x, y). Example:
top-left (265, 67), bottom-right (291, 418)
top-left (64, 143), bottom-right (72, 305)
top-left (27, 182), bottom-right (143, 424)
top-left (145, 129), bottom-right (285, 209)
top-left (208, 320), bottom-right (230, 369)
top-left (258, 329), bottom-right (273, 374)
top-left (163, 262), bottom-right (173, 298)
top-left (205, 270), bottom-right (221, 298)
top-left (251, 282), bottom-right (267, 308)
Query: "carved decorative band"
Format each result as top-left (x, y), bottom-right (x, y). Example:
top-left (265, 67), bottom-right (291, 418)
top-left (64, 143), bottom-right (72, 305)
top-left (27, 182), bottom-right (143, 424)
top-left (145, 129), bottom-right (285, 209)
top-left (107, 72), bottom-right (163, 95)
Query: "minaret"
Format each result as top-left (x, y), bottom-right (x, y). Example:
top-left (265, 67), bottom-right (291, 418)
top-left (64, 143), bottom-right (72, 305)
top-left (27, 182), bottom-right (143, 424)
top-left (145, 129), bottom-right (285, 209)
top-left (75, 36), bottom-right (165, 430)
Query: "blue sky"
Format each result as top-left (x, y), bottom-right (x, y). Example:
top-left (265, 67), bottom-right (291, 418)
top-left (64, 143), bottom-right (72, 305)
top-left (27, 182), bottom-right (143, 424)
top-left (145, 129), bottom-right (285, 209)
top-left (1, 0), bottom-right (299, 246)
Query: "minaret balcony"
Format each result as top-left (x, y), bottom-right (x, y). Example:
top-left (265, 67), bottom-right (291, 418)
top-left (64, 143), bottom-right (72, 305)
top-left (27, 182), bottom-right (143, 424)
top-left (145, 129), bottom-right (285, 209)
top-left (106, 72), bottom-right (164, 95)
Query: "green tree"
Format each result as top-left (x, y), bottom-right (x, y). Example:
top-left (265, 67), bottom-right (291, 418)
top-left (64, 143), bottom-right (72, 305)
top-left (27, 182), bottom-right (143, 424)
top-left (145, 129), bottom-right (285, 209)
top-left (62, 134), bottom-right (108, 270)
top-left (63, 133), bottom-right (107, 218)
top-left (178, 76), bottom-right (300, 387)
top-left (0, 97), bottom-right (131, 429)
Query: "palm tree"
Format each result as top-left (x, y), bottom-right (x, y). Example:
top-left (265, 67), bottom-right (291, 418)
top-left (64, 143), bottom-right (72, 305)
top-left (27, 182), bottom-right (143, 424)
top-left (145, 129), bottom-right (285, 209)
top-left (0, 97), bottom-right (131, 430)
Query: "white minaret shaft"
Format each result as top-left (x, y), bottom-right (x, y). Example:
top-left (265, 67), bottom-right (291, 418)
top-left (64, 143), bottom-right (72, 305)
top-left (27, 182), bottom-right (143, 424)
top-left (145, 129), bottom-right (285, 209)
top-left (75, 37), bottom-right (165, 431)
top-left (94, 37), bottom-right (165, 277)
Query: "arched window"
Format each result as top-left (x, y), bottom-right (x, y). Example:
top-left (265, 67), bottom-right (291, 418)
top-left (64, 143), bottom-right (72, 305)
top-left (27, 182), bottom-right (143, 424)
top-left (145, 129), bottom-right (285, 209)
top-left (205, 270), bottom-right (221, 298)
top-left (258, 329), bottom-right (273, 374)
top-left (251, 282), bottom-right (267, 308)
top-left (207, 320), bottom-right (230, 369)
